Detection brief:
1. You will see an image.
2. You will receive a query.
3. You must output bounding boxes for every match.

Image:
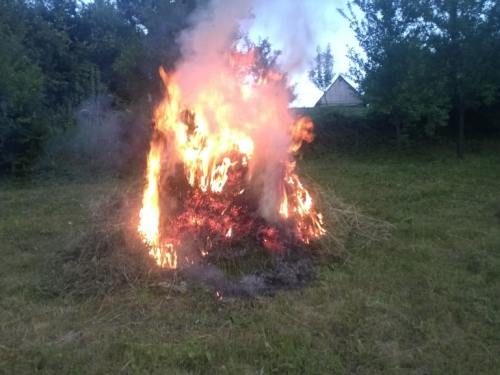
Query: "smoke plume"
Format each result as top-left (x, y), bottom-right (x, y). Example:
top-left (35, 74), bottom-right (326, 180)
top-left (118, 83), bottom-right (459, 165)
top-left (164, 0), bottom-right (317, 222)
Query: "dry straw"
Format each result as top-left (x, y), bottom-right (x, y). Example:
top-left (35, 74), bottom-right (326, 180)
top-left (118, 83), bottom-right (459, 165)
top-left (56, 178), bottom-right (392, 297)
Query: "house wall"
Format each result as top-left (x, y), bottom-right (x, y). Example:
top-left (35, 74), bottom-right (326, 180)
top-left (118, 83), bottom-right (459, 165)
top-left (316, 77), bottom-right (363, 107)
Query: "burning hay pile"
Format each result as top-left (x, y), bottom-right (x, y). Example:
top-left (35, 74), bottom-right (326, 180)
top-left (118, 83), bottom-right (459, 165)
top-left (58, 1), bottom-right (392, 298)
top-left (59, 177), bottom-right (386, 298)
top-left (137, 66), bottom-right (325, 271)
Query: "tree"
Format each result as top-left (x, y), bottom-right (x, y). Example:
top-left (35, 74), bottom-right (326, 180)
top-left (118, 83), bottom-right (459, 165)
top-left (421, 0), bottom-right (497, 158)
top-left (340, 0), bottom-right (449, 156)
top-left (0, 0), bottom-right (49, 172)
top-left (307, 44), bottom-right (335, 98)
top-left (77, 0), bottom-right (142, 105)
top-left (115, 0), bottom-right (203, 104)
top-left (0, 0), bottom-right (146, 171)
top-left (233, 33), bottom-right (297, 103)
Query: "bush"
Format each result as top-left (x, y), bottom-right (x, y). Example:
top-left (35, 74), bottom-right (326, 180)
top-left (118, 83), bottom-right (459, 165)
top-left (41, 100), bottom-right (151, 176)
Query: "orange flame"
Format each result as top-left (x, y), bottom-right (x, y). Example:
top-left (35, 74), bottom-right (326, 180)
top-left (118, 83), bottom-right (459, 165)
top-left (138, 145), bottom-right (178, 268)
top-left (138, 49), bottom-right (325, 268)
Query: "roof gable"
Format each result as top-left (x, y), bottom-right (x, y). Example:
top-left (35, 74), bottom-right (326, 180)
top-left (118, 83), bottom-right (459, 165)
top-left (315, 75), bottom-right (363, 107)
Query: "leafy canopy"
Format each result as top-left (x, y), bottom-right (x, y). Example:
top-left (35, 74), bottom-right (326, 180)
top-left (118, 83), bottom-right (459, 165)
top-left (308, 44), bottom-right (335, 93)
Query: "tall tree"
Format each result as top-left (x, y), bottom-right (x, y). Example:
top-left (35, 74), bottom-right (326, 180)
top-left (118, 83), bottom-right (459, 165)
top-left (116, 0), bottom-right (203, 104)
top-left (340, 0), bottom-right (449, 156)
top-left (421, 0), bottom-right (497, 158)
top-left (0, 0), bottom-right (48, 171)
top-left (77, 0), bottom-right (142, 105)
top-left (233, 34), bottom-right (297, 103)
top-left (308, 44), bottom-right (335, 99)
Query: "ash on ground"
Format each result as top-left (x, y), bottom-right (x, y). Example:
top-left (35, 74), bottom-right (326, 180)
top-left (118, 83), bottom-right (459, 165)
top-left (177, 246), bottom-right (317, 297)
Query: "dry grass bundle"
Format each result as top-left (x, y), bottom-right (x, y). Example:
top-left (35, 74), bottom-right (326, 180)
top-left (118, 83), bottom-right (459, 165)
top-left (311, 183), bottom-right (394, 261)
top-left (56, 178), bottom-right (393, 297)
top-left (56, 183), bottom-right (167, 297)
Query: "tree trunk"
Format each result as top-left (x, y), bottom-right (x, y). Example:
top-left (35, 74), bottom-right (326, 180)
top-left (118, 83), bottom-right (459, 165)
top-left (395, 114), bottom-right (402, 158)
top-left (457, 106), bottom-right (465, 159)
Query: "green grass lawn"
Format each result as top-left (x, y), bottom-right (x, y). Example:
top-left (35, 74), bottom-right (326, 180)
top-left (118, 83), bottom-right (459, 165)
top-left (1, 143), bottom-right (499, 374)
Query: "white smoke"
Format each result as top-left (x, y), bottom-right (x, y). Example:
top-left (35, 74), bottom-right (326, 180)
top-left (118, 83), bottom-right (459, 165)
top-left (166, 0), bottom-right (321, 222)
top-left (178, 0), bottom-right (345, 80)
top-left (176, 0), bottom-right (254, 103)
top-left (246, 0), bottom-right (345, 75)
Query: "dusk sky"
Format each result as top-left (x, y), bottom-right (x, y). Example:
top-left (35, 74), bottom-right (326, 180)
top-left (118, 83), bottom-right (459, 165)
top-left (244, 0), bottom-right (360, 107)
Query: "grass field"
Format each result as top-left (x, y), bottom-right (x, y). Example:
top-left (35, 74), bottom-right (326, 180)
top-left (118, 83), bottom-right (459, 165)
top-left (1, 142), bottom-right (499, 374)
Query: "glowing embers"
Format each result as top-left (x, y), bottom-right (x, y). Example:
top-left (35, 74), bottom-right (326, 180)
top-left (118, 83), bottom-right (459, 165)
top-left (138, 156), bottom-right (322, 269)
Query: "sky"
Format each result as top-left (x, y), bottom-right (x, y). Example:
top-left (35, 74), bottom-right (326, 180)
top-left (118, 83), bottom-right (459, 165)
top-left (81, 0), bottom-right (361, 107)
top-left (243, 0), bottom-right (360, 107)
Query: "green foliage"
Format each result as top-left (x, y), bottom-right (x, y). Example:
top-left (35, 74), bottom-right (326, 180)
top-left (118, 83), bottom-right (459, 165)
top-left (420, 0), bottom-right (499, 157)
top-left (297, 106), bottom-right (379, 156)
top-left (339, 0), bottom-right (451, 156)
top-left (254, 37), bottom-right (281, 77)
top-left (115, 0), bottom-right (201, 103)
top-left (339, 0), bottom-right (500, 157)
top-left (422, 0), bottom-right (497, 108)
top-left (0, 0), bottom-right (198, 172)
top-left (0, 2), bottom-right (50, 172)
top-left (77, 0), bottom-right (142, 104)
top-left (307, 43), bottom-right (335, 93)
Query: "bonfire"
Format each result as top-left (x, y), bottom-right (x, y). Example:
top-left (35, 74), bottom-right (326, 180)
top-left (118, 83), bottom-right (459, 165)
top-left (58, 3), bottom-right (390, 299)
top-left (138, 47), bottom-right (325, 271)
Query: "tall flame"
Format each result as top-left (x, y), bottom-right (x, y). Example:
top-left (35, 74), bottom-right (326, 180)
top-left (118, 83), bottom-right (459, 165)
top-left (138, 145), bottom-right (178, 268)
top-left (138, 49), bottom-right (325, 268)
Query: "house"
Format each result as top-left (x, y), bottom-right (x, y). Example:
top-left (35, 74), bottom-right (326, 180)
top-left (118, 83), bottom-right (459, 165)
top-left (314, 75), bottom-right (363, 107)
